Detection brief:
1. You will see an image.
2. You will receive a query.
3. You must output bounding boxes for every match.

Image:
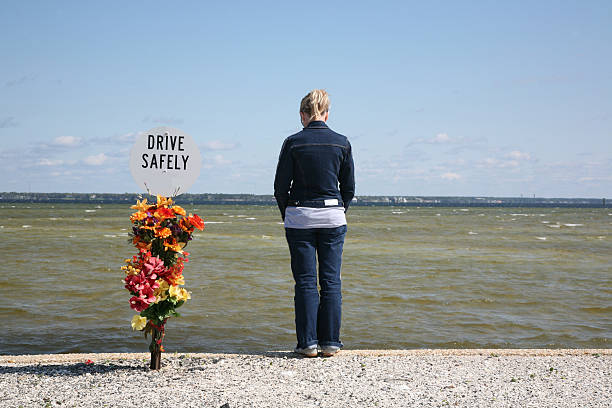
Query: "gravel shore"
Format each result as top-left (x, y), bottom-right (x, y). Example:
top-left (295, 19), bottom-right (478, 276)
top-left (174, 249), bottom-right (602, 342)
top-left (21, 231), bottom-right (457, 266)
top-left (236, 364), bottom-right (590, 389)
top-left (1, 349), bottom-right (610, 407)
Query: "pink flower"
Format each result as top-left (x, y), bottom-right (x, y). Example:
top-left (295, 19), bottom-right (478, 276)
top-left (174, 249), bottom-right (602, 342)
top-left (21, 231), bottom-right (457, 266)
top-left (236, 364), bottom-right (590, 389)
top-left (124, 272), bottom-right (147, 294)
top-left (142, 256), bottom-right (167, 281)
top-left (125, 271), bottom-right (158, 312)
top-left (125, 271), bottom-right (160, 294)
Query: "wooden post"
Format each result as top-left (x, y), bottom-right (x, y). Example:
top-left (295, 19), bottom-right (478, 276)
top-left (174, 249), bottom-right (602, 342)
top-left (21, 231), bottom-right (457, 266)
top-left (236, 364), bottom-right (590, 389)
top-left (150, 348), bottom-right (161, 370)
top-left (149, 324), bottom-right (164, 370)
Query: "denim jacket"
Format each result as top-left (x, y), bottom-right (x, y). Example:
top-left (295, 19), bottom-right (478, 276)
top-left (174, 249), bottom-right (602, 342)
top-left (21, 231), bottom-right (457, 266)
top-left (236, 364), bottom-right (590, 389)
top-left (274, 121), bottom-right (355, 220)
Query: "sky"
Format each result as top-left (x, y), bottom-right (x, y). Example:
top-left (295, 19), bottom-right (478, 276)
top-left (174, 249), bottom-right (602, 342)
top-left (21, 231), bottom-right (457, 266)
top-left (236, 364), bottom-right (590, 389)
top-left (1, 1), bottom-right (611, 198)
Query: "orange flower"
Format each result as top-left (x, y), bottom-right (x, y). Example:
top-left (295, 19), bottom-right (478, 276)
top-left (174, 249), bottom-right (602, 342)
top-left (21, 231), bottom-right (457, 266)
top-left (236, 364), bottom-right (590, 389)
top-left (156, 195), bottom-right (173, 208)
top-left (188, 214), bottom-right (205, 230)
top-left (172, 205), bottom-right (186, 216)
top-left (154, 207), bottom-right (175, 221)
top-left (133, 236), bottom-right (151, 250)
top-left (163, 238), bottom-right (183, 253)
top-left (131, 198), bottom-right (151, 212)
top-left (155, 227), bottom-right (172, 239)
top-left (179, 218), bottom-right (193, 232)
top-left (130, 211), bottom-right (147, 222)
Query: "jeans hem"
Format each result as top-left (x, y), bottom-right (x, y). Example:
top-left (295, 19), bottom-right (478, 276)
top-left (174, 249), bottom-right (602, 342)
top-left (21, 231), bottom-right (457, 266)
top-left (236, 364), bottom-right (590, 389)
top-left (318, 341), bottom-right (343, 348)
top-left (298, 341), bottom-right (319, 349)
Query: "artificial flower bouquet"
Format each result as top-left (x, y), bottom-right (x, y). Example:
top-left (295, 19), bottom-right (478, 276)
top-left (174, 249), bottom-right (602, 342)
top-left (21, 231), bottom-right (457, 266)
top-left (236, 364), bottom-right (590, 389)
top-left (122, 195), bottom-right (204, 368)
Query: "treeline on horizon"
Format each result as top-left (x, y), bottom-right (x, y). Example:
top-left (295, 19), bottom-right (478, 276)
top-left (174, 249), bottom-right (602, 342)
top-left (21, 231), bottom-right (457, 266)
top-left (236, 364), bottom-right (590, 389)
top-left (0, 192), bottom-right (608, 208)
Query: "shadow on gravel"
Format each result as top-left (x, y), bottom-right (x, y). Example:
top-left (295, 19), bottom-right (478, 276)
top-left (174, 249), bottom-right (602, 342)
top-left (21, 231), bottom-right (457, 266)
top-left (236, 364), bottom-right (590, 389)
top-left (0, 362), bottom-right (145, 376)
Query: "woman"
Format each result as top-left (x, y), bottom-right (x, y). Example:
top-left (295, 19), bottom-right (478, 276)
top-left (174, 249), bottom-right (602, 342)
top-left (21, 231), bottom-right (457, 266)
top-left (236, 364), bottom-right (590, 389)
top-left (274, 89), bottom-right (355, 357)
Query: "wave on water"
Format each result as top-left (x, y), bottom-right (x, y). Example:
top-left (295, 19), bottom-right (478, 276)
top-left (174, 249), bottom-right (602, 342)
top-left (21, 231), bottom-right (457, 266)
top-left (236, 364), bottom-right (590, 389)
top-left (3, 204), bottom-right (611, 353)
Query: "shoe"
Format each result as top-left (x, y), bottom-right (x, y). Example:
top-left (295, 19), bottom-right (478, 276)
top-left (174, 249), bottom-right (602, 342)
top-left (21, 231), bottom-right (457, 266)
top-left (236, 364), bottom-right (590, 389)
top-left (320, 345), bottom-right (340, 357)
top-left (294, 345), bottom-right (318, 357)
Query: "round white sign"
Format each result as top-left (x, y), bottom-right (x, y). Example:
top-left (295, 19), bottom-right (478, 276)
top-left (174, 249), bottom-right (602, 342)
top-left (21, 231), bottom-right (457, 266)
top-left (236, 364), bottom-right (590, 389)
top-left (129, 126), bottom-right (202, 197)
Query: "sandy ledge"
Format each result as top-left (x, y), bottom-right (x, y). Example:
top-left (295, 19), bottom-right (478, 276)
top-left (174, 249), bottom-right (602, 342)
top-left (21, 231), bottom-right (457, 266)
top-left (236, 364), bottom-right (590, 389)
top-left (1, 349), bottom-right (610, 407)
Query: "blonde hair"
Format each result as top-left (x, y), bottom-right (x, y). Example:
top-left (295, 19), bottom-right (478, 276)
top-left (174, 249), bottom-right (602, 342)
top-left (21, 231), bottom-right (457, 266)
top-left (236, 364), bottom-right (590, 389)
top-left (300, 89), bottom-right (330, 122)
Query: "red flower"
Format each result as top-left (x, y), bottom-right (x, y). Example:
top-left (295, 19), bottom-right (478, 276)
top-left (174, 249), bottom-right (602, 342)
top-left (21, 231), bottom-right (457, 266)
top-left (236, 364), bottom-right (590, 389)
top-left (129, 286), bottom-right (156, 312)
top-left (189, 214), bottom-right (205, 230)
top-left (154, 207), bottom-right (175, 221)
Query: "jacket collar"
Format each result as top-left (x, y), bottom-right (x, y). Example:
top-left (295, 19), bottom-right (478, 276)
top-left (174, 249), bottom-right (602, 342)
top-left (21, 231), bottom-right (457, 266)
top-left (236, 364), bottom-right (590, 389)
top-left (305, 120), bottom-right (328, 129)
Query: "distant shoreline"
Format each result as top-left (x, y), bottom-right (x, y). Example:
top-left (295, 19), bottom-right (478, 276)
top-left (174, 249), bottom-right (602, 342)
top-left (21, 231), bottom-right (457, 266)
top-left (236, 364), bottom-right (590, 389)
top-left (1, 192), bottom-right (609, 208)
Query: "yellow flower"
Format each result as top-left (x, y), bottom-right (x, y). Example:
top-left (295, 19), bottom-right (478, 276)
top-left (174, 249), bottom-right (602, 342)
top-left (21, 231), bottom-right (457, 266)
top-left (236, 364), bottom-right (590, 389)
top-left (154, 280), bottom-right (169, 303)
top-left (131, 198), bottom-right (150, 212)
top-left (156, 195), bottom-right (173, 208)
top-left (169, 285), bottom-right (181, 299)
top-left (131, 315), bottom-right (147, 331)
top-left (178, 288), bottom-right (191, 302)
top-left (174, 275), bottom-right (185, 286)
top-left (169, 285), bottom-right (191, 302)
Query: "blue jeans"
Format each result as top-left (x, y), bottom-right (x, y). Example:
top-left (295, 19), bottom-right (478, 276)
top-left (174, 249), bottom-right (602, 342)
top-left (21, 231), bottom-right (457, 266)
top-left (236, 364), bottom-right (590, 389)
top-left (285, 225), bottom-right (347, 349)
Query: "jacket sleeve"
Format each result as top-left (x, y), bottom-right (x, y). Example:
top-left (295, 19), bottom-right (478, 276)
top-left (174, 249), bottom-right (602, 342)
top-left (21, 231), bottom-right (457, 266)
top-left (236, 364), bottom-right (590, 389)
top-left (339, 140), bottom-right (355, 212)
top-left (273, 139), bottom-right (292, 221)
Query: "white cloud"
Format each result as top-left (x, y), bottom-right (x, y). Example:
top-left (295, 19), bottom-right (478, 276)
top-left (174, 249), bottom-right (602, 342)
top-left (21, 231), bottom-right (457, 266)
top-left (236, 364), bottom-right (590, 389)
top-left (506, 150), bottom-right (531, 160)
top-left (202, 140), bottom-right (240, 150)
top-left (53, 136), bottom-right (82, 147)
top-left (579, 176), bottom-right (612, 182)
top-left (441, 172), bottom-right (461, 180)
top-left (37, 158), bottom-right (64, 166)
top-left (472, 150), bottom-right (533, 170)
top-left (408, 133), bottom-right (477, 147)
top-left (90, 132), bottom-right (140, 145)
top-left (83, 153), bottom-right (108, 166)
top-left (212, 154), bottom-right (231, 165)
top-left (483, 158), bottom-right (497, 166)
top-left (50, 170), bottom-right (73, 177)
top-left (432, 133), bottom-right (451, 143)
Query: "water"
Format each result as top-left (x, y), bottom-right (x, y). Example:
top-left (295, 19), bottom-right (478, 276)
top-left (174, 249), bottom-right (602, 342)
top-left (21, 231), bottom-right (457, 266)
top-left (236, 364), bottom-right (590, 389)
top-left (0, 204), bottom-right (610, 354)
